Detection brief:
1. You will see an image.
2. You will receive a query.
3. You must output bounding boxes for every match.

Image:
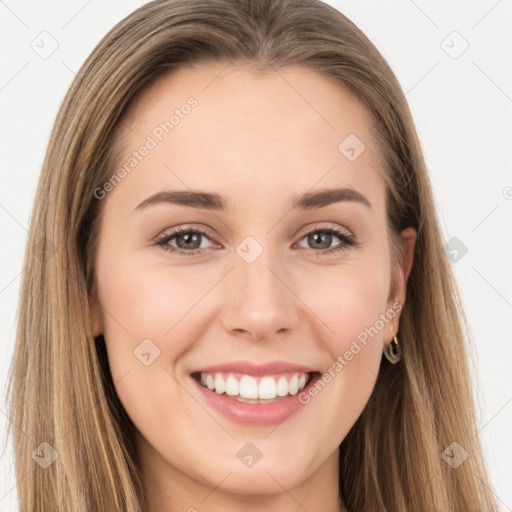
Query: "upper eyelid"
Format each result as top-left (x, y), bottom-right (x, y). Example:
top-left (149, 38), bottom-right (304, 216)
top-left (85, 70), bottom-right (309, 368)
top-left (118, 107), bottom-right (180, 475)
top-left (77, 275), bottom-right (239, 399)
top-left (158, 223), bottom-right (352, 241)
top-left (300, 224), bottom-right (352, 237)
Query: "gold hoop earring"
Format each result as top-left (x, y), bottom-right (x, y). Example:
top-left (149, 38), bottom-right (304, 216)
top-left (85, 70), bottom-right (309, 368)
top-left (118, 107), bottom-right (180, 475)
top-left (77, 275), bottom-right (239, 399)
top-left (383, 334), bottom-right (401, 364)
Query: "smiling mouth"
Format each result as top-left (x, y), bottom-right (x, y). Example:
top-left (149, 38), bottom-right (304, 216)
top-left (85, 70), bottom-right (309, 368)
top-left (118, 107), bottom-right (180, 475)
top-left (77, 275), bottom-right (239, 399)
top-left (191, 371), bottom-right (322, 403)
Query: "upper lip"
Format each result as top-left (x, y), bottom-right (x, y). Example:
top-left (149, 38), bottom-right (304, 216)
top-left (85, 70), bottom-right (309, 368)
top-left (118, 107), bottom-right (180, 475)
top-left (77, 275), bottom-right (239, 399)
top-left (190, 360), bottom-right (319, 377)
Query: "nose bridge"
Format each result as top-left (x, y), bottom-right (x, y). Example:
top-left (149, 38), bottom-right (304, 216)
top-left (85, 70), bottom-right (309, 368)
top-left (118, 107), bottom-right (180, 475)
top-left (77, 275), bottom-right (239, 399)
top-left (220, 234), bottom-right (299, 340)
top-left (239, 241), bottom-right (279, 297)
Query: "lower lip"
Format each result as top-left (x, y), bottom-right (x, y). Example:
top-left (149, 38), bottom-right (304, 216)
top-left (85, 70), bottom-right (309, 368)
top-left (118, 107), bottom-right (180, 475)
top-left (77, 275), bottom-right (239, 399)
top-left (190, 373), bottom-right (320, 425)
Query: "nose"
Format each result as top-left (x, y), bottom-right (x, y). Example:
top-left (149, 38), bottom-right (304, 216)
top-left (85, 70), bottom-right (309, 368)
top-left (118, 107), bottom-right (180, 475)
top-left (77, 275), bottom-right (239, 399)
top-left (219, 244), bottom-right (300, 342)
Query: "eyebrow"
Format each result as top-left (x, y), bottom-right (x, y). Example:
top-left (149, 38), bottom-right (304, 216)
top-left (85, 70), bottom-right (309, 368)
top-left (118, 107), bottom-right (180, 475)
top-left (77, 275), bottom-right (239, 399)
top-left (133, 187), bottom-right (372, 213)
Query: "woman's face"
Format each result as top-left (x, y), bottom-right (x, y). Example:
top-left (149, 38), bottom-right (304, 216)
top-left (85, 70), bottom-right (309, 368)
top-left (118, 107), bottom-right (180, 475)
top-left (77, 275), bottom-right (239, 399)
top-left (91, 62), bottom-right (416, 509)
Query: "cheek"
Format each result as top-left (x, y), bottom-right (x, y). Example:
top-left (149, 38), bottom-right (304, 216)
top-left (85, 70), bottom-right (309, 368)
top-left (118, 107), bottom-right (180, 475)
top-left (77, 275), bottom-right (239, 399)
top-left (98, 255), bottom-right (205, 345)
top-left (307, 261), bottom-right (389, 351)
top-left (297, 260), bottom-right (390, 419)
top-left (268, 261), bottom-right (390, 452)
top-left (96, 261), bottom-right (205, 436)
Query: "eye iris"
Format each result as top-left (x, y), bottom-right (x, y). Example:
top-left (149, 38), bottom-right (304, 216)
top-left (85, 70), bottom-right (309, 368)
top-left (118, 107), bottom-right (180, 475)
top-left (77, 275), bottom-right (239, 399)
top-left (176, 232), bottom-right (201, 250)
top-left (309, 232), bottom-right (331, 249)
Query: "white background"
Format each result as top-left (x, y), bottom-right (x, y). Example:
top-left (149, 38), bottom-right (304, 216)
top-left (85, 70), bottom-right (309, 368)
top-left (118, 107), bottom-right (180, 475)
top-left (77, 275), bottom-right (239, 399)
top-left (1, 1), bottom-right (511, 510)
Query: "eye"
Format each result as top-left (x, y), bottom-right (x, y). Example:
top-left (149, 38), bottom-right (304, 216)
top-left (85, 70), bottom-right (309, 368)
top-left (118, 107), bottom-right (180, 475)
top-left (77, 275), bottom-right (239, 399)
top-left (155, 226), bottom-right (216, 256)
top-left (295, 225), bottom-right (359, 255)
top-left (155, 224), bottom-right (359, 257)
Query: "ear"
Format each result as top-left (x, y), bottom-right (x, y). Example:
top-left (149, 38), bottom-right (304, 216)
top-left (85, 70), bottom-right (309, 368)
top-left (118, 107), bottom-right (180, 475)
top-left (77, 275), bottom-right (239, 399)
top-left (89, 281), bottom-right (104, 338)
top-left (386, 227), bottom-right (417, 340)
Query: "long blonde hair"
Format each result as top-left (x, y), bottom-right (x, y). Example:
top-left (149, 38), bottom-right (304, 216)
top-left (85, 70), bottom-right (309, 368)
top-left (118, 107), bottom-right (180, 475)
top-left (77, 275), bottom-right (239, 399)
top-left (5, 0), bottom-right (498, 510)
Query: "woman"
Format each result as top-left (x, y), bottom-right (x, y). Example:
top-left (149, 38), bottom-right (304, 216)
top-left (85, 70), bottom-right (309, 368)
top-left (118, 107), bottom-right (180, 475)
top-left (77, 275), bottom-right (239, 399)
top-left (6, 0), bottom-right (499, 510)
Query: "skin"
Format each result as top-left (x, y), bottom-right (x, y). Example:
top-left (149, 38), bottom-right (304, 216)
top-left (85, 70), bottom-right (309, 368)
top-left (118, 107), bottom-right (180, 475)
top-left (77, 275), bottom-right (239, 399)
top-left (90, 61), bottom-right (416, 512)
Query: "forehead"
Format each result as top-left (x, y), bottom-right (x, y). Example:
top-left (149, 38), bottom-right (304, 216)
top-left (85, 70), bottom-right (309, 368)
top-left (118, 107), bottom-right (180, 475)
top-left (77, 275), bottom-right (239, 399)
top-left (111, 61), bottom-right (386, 215)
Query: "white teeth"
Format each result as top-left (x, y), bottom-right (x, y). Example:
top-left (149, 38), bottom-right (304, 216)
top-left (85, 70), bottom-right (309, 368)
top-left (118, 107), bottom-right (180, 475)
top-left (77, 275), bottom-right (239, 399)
top-left (259, 376), bottom-right (276, 399)
top-left (214, 373), bottom-right (225, 395)
top-left (239, 375), bottom-right (259, 399)
top-left (198, 371), bottom-right (310, 399)
top-left (276, 376), bottom-right (289, 396)
top-left (288, 374), bottom-right (299, 395)
top-left (225, 375), bottom-right (239, 396)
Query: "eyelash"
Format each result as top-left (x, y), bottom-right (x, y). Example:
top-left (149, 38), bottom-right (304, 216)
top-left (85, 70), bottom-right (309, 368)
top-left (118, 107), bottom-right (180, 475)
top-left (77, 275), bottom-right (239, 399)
top-left (154, 225), bottom-right (359, 257)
